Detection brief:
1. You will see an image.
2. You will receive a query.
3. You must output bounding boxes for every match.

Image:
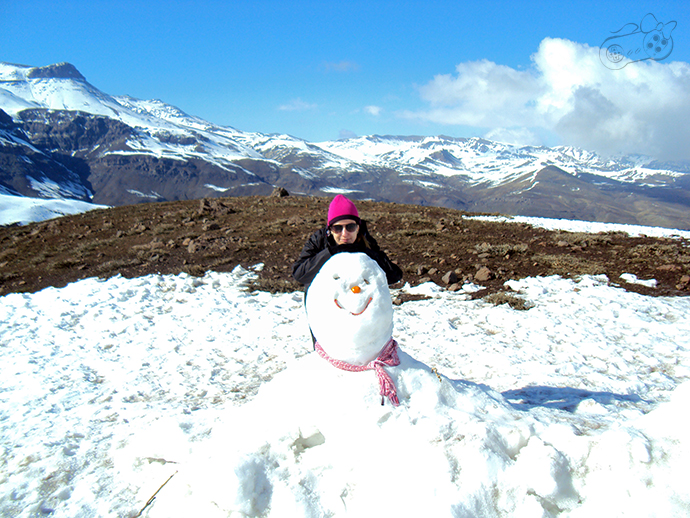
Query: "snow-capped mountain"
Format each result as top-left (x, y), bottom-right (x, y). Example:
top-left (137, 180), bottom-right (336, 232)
top-left (2, 61), bottom-right (690, 229)
top-left (318, 135), bottom-right (687, 186)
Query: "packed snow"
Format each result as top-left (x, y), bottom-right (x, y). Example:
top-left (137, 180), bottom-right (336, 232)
top-left (2, 208), bottom-right (690, 516)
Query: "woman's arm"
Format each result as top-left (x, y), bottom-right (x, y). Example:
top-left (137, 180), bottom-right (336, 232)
top-left (292, 229), bottom-right (333, 286)
top-left (359, 222), bottom-right (403, 285)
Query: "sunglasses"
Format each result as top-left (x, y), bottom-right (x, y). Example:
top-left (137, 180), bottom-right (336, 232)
top-left (330, 222), bottom-right (359, 233)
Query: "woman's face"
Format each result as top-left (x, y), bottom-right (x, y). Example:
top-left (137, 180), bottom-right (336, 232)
top-left (330, 219), bottom-right (359, 245)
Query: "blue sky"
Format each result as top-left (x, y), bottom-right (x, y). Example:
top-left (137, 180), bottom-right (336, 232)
top-left (2, 0), bottom-right (690, 159)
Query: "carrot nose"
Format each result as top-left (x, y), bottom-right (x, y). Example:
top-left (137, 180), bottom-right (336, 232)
top-left (351, 285), bottom-right (361, 294)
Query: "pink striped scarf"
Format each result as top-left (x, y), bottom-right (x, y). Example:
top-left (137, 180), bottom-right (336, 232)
top-left (314, 338), bottom-right (401, 406)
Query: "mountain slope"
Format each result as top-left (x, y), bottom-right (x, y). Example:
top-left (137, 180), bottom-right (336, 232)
top-left (2, 61), bottom-right (690, 228)
top-left (0, 109), bottom-right (92, 199)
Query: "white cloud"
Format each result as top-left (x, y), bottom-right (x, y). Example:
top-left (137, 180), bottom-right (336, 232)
top-left (278, 98), bottom-right (317, 112)
top-left (483, 127), bottom-right (541, 147)
top-left (405, 38), bottom-right (690, 160)
top-left (364, 105), bottom-right (382, 116)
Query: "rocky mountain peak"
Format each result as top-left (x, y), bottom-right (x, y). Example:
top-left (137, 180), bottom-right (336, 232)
top-left (26, 62), bottom-right (86, 81)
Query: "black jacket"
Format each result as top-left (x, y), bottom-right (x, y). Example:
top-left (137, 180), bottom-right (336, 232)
top-left (292, 221), bottom-right (403, 290)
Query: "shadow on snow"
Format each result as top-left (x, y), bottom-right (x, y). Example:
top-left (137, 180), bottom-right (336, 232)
top-left (501, 385), bottom-right (650, 412)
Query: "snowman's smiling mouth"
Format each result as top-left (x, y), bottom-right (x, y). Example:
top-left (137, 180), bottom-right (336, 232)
top-left (334, 297), bottom-right (373, 316)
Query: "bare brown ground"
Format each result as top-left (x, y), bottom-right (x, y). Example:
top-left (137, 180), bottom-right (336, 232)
top-left (2, 195), bottom-right (689, 301)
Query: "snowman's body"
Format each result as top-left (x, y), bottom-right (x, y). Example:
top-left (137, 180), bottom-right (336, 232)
top-left (305, 252), bottom-right (394, 365)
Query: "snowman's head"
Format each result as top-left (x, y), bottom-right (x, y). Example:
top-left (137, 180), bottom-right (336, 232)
top-left (306, 252), bottom-right (394, 365)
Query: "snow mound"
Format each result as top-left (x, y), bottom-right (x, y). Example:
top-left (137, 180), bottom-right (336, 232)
top-left (160, 349), bottom-right (690, 517)
top-left (1, 268), bottom-right (689, 517)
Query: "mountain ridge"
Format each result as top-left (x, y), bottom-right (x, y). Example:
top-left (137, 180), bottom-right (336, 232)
top-left (2, 61), bottom-right (690, 229)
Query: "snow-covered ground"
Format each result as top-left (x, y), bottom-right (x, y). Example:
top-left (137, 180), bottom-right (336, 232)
top-left (2, 196), bottom-right (690, 516)
top-left (2, 217), bottom-right (690, 516)
top-left (0, 193), bottom-right (108, 226)
top-left (468, 214), bottom-right (690, 240)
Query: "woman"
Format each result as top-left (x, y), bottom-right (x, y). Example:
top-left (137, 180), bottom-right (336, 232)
top-left (292, 194), bottom-right (403, 291)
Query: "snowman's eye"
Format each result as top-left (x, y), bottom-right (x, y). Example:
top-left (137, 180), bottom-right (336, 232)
top-left (333, 274), bottom-right (340, 280)
top-left (363, 278), bottom-right (369, 285)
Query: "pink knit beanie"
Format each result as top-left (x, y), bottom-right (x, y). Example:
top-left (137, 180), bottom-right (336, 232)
top-left (327, 194), bottom-right (360, 226)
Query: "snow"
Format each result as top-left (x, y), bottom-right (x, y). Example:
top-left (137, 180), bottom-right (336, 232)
top-left (2, 213), bottom-right (690, 515)
top-left (0, 193), bottom-right (108, 226)
top-left (468, 214), bottom-right (690, 239)
top-left (204, 184), bottom-right (231, 193)
top-left (0, 87), bottom-right (40, 113)
top-left (316, 135), bottom-right (686, 187)
top-left (320, 187), bottom-right (365, 195)
top-left (619, 273), bottom-right (658, 288)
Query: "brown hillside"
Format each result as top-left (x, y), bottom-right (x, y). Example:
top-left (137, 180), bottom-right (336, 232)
top-left (1, 194), bottom-right (689, 300)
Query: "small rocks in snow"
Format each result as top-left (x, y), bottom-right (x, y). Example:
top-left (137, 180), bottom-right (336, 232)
top-left (442, 271), bottom-right (459, 285)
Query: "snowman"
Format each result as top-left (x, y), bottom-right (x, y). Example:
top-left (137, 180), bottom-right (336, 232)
top-left (305, 251), bottom-right (400, 405)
